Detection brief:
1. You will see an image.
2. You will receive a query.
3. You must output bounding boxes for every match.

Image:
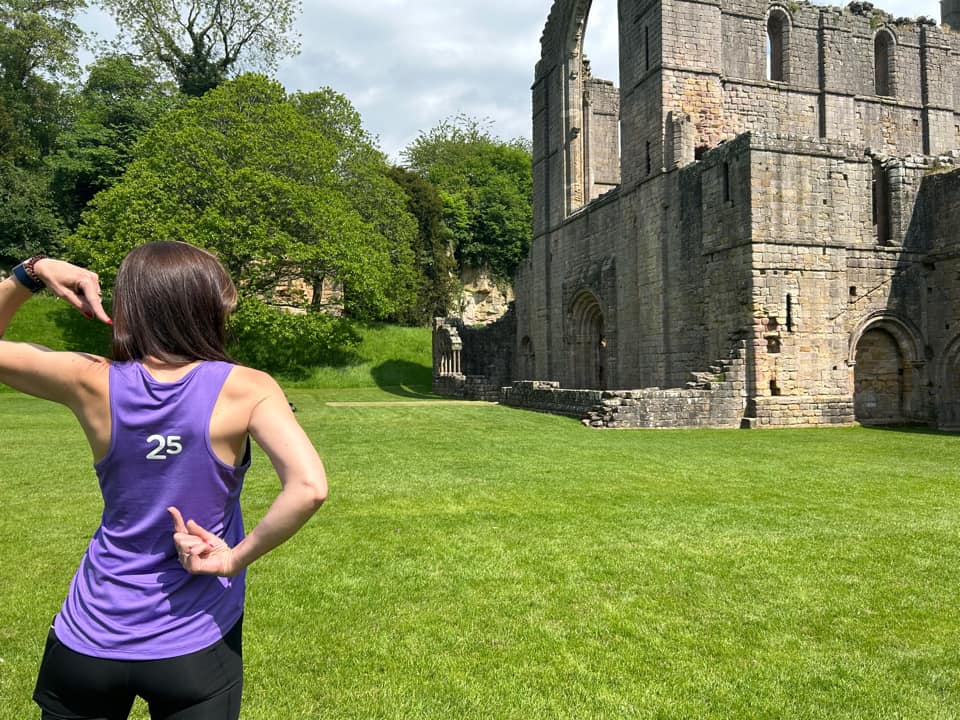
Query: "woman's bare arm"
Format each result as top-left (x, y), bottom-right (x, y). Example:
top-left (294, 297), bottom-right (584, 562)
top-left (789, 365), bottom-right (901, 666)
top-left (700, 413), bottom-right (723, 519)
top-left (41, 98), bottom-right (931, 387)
top-left (169, 371), bottom-right (327, 576)
top-left (0, 259), bottom-right (111, 405)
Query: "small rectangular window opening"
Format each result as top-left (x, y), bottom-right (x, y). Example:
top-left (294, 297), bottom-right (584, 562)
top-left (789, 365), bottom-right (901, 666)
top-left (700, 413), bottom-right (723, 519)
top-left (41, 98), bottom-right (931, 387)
top-left (645, 26), bottom-right (650, 71)
top-left (646, 141), bottom-right (652, 175)
top-left (872, 160), bottom-right (891, 245)
top-left (786, 294), bottom-right (794, 332)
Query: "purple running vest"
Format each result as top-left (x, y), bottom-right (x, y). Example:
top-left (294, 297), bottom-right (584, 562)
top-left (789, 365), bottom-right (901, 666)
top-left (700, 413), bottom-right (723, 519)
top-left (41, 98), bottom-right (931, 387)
top-left (53, 360), bottom-right (249, 659)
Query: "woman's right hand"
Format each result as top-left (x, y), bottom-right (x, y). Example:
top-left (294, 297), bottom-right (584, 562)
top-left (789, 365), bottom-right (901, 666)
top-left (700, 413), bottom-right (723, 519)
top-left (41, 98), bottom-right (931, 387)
top-left (167, 506), bottom-right (239, 577)
top-left (32, 258), bottom-right (111, 324)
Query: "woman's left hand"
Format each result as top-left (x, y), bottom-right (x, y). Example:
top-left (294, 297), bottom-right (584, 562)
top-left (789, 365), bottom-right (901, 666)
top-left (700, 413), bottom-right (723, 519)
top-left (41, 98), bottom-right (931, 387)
top-left (167, 506), bottom-right (239, 577)
top-left (32, 258), bottom-right (111, 324)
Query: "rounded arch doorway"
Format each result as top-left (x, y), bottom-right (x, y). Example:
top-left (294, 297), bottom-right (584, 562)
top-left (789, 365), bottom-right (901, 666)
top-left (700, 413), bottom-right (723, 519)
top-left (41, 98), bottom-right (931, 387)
top-left (570, 291), bottom-right (606, 389)
top-left (852, 324), bottom-right (914, 425)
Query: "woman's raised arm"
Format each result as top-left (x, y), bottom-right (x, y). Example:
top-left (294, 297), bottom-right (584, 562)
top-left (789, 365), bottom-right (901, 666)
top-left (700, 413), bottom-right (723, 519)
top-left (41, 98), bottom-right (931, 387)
top-left (0, 258), bottom-right (111, 404)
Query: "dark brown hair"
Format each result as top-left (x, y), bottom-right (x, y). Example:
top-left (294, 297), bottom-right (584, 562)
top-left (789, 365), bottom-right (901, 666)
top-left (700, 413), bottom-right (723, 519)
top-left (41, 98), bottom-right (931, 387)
top-left (112, 242), bottom-right (237, 363)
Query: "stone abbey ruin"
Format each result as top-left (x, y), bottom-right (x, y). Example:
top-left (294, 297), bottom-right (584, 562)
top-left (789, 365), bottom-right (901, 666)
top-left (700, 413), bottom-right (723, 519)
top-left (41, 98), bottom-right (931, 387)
top-left (433, 0), bottom-right (960, 429)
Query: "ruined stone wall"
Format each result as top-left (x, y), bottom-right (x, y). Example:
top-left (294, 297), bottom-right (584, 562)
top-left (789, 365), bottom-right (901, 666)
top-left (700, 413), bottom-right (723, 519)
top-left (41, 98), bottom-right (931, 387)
top-left (722, 4), bottom-right (941, 149)
top-left (911, 166), bottom-right (960, 427)
top-left (446, 0), bottom-right (960, 430)
top-left (515, 134), bottom-right (755, 393)
top-left (584, 77), bottom-right (621, 199)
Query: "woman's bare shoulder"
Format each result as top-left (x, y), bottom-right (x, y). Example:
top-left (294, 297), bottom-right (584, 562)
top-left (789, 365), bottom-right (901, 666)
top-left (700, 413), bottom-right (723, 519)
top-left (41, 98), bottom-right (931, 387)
top-left (224, 363), bottom-right (284, 402)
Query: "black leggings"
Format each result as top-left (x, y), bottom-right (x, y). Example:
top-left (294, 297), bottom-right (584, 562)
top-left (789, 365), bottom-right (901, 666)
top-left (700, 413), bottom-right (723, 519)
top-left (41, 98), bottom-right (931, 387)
top-left (33, 618), bottom-right (243, 720)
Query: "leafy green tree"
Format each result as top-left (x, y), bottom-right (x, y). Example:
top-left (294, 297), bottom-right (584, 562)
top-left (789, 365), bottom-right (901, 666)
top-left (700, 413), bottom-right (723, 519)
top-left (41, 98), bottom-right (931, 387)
top-left (388, 166), bottom-right (458, 324)
top-left (402, 116), bottom-right (533, 281)
top-left (291, 88), bottom-right (420, 322)
top-left (99, 0), bottom-right (301, 96)
top-left (68, 74), bottom-right (416, 323)
top-left (0, 0), bottom-right (84, 162)
top-left (0, 159), bottom-right (65, 265)
top-left (49, 54), bottom-right (180, 228)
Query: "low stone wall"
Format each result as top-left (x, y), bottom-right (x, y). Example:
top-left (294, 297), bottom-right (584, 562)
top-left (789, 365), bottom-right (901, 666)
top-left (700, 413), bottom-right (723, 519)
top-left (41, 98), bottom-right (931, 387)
top-left (433, 374), bottom-right (465, 398)
top-left (431, 374), bottom-right (503, 402)
top-left (581, 387), bottom-right (745, 429)
top-left (501, 381), bottom-right (602, 418)
top-left (750, 395), bottom-right (855, 427)
top-left (501, 380), bottom-right (745, 428)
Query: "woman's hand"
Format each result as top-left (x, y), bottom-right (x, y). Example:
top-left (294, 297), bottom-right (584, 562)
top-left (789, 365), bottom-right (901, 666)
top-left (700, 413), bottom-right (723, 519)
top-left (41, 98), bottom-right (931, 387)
top-left (32, 258), bottom-right (111, 324)
top-left (167, 506), bottom-right (239, 577)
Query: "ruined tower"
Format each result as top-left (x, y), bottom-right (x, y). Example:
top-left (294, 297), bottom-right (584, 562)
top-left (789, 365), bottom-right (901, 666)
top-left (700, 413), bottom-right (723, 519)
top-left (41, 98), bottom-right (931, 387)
top-left (435, 0), bottom-right (960, 430)
top-left (943, 0), bottom-right (960, 30)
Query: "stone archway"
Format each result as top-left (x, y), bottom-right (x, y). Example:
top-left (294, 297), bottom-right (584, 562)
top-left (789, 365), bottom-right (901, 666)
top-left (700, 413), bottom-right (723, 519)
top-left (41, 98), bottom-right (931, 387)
top-left (850, 315), bottom-right (922, 425)
top-left (854, 328), bottom-right (907, 423)
top-left (936, 335), bottom-right (960, 429)
top-left (570, 291), bottom-right (606, 389)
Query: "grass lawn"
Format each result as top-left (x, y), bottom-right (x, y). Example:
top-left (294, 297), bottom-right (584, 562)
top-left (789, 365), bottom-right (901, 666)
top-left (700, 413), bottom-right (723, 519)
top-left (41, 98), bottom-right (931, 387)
top-left (1, 306), bottom-right (959, 717)
top-left (1, 393), bottom-right (959, 719)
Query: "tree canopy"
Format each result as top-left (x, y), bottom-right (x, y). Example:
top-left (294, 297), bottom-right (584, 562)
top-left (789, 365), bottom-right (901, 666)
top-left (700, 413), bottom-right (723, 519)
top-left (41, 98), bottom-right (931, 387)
top-left (388, 166), bottom-right (458, 324)
top-left (0, 0), bottom-right (85, 161)
top-left (69, 74), bottom-right (419, 322)
top-left (99, 0), bottom-right (301, 96)
top-left (50, 54), bottom-right (180, 228)
top-left (402, 116), bottom-right (533, 281)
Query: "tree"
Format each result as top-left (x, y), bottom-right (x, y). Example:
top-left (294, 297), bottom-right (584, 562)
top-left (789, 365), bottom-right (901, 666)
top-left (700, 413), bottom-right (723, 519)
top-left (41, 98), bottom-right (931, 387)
top-left (99, 0), bottom-right (301, 96)
top-left (49, 54), bottom-right (180, 228)
top-left (0, 0), bottom-right (84, 260)
top-left (0, 0), bottom-right (85, 161)
top-left (388, 166), bottom-right (458, 324)
top-left (291, 88), bottom-right (420, 321)
top-left (0, 159), bottom-right (66, 265)
top-left (402, 116), bottom-right (533, 282)
top-left (68, 74), bottom-right (417, 323)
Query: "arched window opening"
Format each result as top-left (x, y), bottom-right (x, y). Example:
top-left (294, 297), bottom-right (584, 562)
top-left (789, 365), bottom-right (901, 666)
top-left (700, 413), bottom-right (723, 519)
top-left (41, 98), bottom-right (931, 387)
top-left (580, 0), bottom-right (621, 202)
top-left (875, 31), bottom-right (895, 97)
top-left (766, 10), bottom-right (789, 82)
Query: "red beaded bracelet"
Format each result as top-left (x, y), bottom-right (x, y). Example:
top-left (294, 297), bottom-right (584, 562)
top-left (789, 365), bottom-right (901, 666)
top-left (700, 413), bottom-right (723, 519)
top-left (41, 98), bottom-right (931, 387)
top-left (11, 255), bottom-right (46, 293)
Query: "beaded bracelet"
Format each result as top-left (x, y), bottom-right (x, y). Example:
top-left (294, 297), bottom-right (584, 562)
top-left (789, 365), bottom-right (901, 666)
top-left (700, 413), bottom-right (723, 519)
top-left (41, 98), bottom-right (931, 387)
top-left (11, 255), bottom-right (46, 293)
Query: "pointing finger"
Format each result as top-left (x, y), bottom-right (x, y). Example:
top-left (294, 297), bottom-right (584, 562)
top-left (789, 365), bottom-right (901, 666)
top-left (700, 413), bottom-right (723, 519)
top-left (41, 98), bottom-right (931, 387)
top-left (77, 277), bottom-right (111, 324)
top-left (167, 506), bottom-right (189, 534)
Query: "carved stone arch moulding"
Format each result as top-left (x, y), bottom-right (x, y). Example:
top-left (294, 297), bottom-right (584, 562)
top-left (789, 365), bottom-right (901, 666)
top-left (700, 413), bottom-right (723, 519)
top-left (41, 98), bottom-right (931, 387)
top-left (935, 333), bottom-right (960, 391)
top-left (847, 312), bottom-right (923, 367)
top-left (874, 26), bottom-right (898, 97)
top-left (766, 4), bottom-right (794, 83)
top-left (565, 287), bottom-right (603, 344)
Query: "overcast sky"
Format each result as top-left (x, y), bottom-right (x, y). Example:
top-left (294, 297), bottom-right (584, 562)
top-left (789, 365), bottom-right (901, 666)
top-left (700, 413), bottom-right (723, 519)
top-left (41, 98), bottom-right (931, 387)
top-left (78, 0), bottom-right (942, 162)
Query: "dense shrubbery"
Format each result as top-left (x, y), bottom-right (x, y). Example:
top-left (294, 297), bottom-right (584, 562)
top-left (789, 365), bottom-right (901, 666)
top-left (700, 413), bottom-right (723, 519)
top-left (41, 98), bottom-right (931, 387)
top-left (227, 297), bottom-right (360, 374)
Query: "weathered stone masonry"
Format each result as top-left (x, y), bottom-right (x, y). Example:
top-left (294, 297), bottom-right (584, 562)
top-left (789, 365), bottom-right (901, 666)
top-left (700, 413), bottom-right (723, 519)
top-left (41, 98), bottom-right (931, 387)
top-left (434, 0), bottom-right (960, 430)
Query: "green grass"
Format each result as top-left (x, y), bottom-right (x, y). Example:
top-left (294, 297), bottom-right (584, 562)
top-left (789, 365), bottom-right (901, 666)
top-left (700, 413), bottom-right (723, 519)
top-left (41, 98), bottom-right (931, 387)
top-left (282, 322), bottom-right (435, 395)
top-left (2, 295), bottom-right (113, 357)
top-left (1, 393), bottom-right (959, 719)
top-left (2, 303), bottom-right (958, 716)
top-left (3, 300), bottom-right (436, 395)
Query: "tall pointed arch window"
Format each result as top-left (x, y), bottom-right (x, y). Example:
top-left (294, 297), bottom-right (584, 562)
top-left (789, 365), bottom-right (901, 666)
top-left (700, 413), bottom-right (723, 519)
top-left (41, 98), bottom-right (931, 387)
top-left (766, 9), bottom-right (790, 83)
top-left (875, 30), bottom-right (895, 97)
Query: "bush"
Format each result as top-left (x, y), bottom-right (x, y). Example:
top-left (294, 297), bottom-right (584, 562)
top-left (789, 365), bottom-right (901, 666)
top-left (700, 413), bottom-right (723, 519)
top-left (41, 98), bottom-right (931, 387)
top-left (228, 297), bottom-right (360, 374)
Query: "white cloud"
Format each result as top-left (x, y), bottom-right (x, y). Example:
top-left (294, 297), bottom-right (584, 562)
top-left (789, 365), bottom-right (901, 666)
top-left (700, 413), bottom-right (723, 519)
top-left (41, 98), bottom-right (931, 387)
top-left (77, 0), bottom-right (944, 161)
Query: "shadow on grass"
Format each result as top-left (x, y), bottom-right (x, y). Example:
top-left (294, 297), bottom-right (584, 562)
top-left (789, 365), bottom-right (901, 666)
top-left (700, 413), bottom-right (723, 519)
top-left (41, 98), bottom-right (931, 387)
top-left (371, 360), bottom-right (435, 398)
top-left (270, 347), bottom-right (365, 382)
top-left (50, 303), bottom-right (113, 355)
top-left (858, 422), bottom-right (955, 436)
